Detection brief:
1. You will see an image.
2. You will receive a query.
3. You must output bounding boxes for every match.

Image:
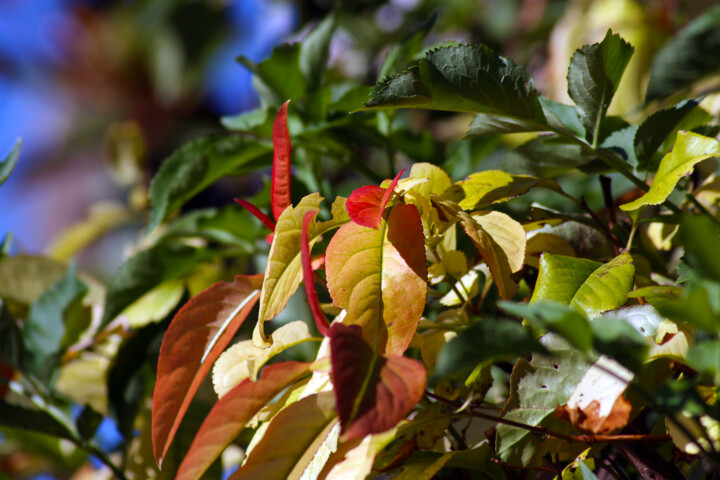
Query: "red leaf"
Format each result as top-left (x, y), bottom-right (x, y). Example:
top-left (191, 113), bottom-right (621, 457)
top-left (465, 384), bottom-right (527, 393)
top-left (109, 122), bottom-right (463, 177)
top-left (346, 169), bottom-right (405, 229)
top-left (271, 100), bottom-right (292, 221)
top-left (152, 274), bottom-right (263, 466)
top-left (0, 360), bottom-right (13, 398)
top-left (329, 323), bottom-right (426, 441)
top-left (175, 361), bottom-right (311, 480)
top-left (301, 211), bottom-right (331, 337)
top-left (235, 198), bottom-right (276, 232)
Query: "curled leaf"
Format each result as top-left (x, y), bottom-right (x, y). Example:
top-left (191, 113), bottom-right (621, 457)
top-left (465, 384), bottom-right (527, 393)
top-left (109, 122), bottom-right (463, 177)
top-left (346, 169), bottom-right (405, 229)
top-left (301, 210), bottom-right (331, 336)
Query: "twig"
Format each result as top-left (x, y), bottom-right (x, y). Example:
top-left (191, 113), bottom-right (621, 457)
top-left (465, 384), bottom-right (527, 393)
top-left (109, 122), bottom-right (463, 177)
top-left (579, 196), bottom-right (623, 252)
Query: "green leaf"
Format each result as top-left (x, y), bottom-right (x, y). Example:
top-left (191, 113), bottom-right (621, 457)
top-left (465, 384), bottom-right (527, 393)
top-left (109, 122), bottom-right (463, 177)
top-left (656, 283), bottom-right (720, 334)
top-left (620, 131), bottom-right (720, 211)
top-left (503, 136), bottom-right (594, 177)
top-left (0, 255), bottom-right (67, 306)
top-left (254, 195), bottom-right (349, 344)
top-left (497, 334), bottom-right (589, 466)
top-left (0, 399), bottom-right (77, 442)
top-left (634, 99), bottom-right (699, 169)
top-left (148, 135), bottom-right (271, 232)
top-left (299, 11), bottom-right (338, 93)
top-left (0, 138), bottom-right (20, 187)
top-left (539, 97), bottom-right (586, 138)
top-left (384, 444), bottom-right (504, 480)
top-left (677, 215), bottom-right (720, 284)
top-left (378, 14), bottom-right (436, 80)
top-left (229, 392), bottom-right (337, 480)
top-left (326, 203), bottom-right (427, 355)
top-left (530, 253), bottom-right (600, 305)
top-left (101, 242), bottom-right (218, 328)
top-left (238, 43), bottom-right (306, 105)
top-left (579, 462), bottom-right (600, 480)
top-left (362, 44), bottom-right (547, 125)
top-left (499, 301), bottom-right (592, 353)
top-left (570, 252), bottom-right (635, 318)
top-left (646, 6), bottom-right (720, 103)
top-left (221, 106), bottom-right (274, 134)
top-left (601, 125), bottom-right (639, 166)
top-left (0, 301), bottom-right (23, 369)
top-left (686, 340), bottom-right (720, 384)
top-left (0, 232), bottom-right (12, 261)
top-left (433, 318), bottom-right (547, 381)
top-left (567, 30), bottom-right (634, 144)
top-left (454, 170), bottom-right (562, 211)
top-left (161, 206), bottom-right (258, 250)
top-left (590, 317), bottom-right (648, 372)
top-left (23, 263), bottom-right (88, 378)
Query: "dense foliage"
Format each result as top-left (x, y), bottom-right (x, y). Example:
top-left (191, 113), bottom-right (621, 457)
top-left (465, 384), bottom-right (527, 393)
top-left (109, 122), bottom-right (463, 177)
top-left (3, 2), bottom-right (720, 479)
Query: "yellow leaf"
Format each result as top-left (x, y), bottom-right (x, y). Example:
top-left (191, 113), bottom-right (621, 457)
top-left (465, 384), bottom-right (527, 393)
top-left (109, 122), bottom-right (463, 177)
top-left (122, 280), bottom-right (184, 328)
top-left (456, 170), bottom-right (561, 211)
top-left (525, 232), bottom-right (576, 269)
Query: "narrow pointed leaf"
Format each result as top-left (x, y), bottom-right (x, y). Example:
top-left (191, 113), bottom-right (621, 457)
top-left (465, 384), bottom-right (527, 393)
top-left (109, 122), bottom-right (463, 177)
top-left (567, 30), bottom-right (634, 143)
top-left (621, 131), bottom-right (720, 211)
top-left (645, 6), bottom-right (720, 102)
top-left (346, 170), bottom-right (405, 229)
top-left (230, 392), bottom-right (337, 480)
top-left (152, 274), bottom-right (263, 465)
top-left (459, 211), bottom-right (525, 300)
top-left (0, 138), bottom-right (20, 187)
top-left (301, 210), bottom-right (331, 336)
top-left (455, 170), bottom-right (561, 211)
top-left (176, 361), bottom-right (312, 480)
top-left (634, 99), bottom-right (699, 169)
top-left (329, 323), bottom-right (426, 441)
top-left (326, 203), bottom-right (427, 355)
top-left (238, 43), bottom-right (306, 105)
top-left (299, 11), bottom-right (338, 93)
top-left (361, 44), bottom-right (547, 128)
top-left (148, 135), bottom-right (271, 232)
top-left (254, 195), bottom-right (349, 344)
top-left (235, 198), bottom-right (276, 232)
top-left (271, 101), bottom-right (292, 221)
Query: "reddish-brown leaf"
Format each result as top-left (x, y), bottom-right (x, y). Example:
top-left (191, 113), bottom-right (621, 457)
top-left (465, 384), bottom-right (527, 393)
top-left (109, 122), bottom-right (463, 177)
top-left (301, 210), bottom-right (331, 336)
top-left (0, 360), bottom-right (13, 398)
top-left (176, 361), bottom-right (312, 480)
top-left (346, 170), bottom-right (405, 229)
top-left (271, 100), bottom-right (292, 221)
top-left (326, 203), bottom-right (427, 355)
top-left (152, 274), bottom-right (263, 466)
top-left (235, 198), bottom-right (276, 232)
top-left (329, 323), bottom-right (426, 441)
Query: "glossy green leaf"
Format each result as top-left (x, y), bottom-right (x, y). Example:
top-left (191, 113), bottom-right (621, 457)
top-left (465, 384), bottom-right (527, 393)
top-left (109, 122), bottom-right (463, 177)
top-left (499, 301), bottom-right (592, 353)
top-left (254, 195), bottom-right (349, 344)
top-left (433, 318), bottom-right (547, 381)
top-left (601, 125), bottom-right (639, 166)
top-left (567, 30), bottom-right (634, 143)
top-left (455, 170), bottom-right (561, 211)
top-left (176, 361), bottom-right (312, 480)
top-left (0, 138), bottom-right (20, 187)
top-left (539, 97), bottom-right (586, 137)
top-left (23, 263), bottom-right (88, 378)
top-left (496, 334), bottom-right (589, 466)
top-left (229, 392), bottom-right (337, 480)
top-left (634, 99), bottom-right (699, 169)
top-left (621, 131), bottom-right (720, 211)
top-left (646, 6), bottom-right (720, 102)
top-left (570, 252), bottom-right (635, 318)
top-left (361, 44), bottom-right (547, 126)
top-left (326, 203), bottom-right (427, 355)
top-left (153, 275), bottom-right (263, 465)
top-left (299, 11), bottom-right (337, 93)
top-left (101, 242), bottom-right (218, 328)
top-left (530, 253), bottom-right (600, 305)
top-left (148, 135), bottom-right (271, 232)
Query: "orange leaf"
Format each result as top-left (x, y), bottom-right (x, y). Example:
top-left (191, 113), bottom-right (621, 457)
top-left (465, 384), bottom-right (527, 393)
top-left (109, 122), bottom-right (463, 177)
top-left (326, 203), bottom-right (427, 355)
top-left (152, 274), bottom-right (263, 466)
top-left (176, 361), bottom-right (312, 480)
top-left (346, 170), bottom-right (405, 229)
top-left (271, 100), bottom-right (292, 221)
top-left (329, 323), bottom-right (426, 441)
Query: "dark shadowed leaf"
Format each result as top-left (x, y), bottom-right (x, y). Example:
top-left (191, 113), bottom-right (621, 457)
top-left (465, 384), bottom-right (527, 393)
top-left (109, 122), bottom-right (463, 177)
top-left (503, 136), bottom-right (594, 177)
top-left (238, 43), bottom-right (306, 105)
top-left (0, 399), bottom-right (77, 441)
top-left (152, 274), bottom-right (263, 466)
top-left (299, 11), bottom-right (338, 93)
top-left (499, 301), bottom-right (592, 352)
top-left (567, 30), bottom-right (634, 144)
top-left (634, 99), bottom-right (699, 169)
top-left (646, 7), bottom-right (720, 103)
top-left (176, 362), bottom-right (312, 480)
top-left (230, 392), bottom-right (337, 480)
top-left (590, 317), bottom-right (648, 372)
top-left (378, 14), bottom-right (436, 80)
top-left (148, 135), bottom-right (271, 232)
top-left (433, 319), bottom-right (547, 381)
top-left (101, 242), bottom-right (218, 328)
top-left (0, 138), bottom-right (20, 187)
top-left (329, 323), bottom-right (426, 441)
top-left (677, 214), bottom-right (720, 284)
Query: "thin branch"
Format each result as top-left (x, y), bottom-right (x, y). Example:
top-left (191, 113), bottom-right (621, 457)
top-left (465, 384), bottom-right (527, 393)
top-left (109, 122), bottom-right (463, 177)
top-left (579, 196), bottom-right (623, 251)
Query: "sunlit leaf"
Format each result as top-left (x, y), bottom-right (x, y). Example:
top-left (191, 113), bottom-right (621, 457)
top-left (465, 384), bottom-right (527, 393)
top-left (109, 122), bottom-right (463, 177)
top-left (329, 324), bottom-right (426, 441)
top-left (212, 321), bottom-right (314, 397)
top-left (0, 255), bottom-right (67, 306)
top-left (634, 99), bottom-right (699, 169)
top-left (570, 252), bottom-right (635, 318)
top-left (271, 100), bottom-right (292, 221)
top-left (229, 392), bottom-right (337, 480)
top-left (254, 195), bottom-right (349, 345)
top-left (567, 30), bottom-right (634, 143)
top-left (326, 203), bottom-right (427, 354)
top-left (0, 138), bottom-right (20, 187)
top-left (459, 211), bottom-right (525, 300)
top-left (320, 428), bottom-right (397, 480)
top-left (530, 253), bottom-right (600, 305)
top-left (620, 131), bottom-right (720, 211)
top-left (524, 232), bottom-right (575, 269)
top-left (346, 170), bottom-right (404, 229)
top-left (148, 135), bottom-right (271, 232)
top-left (176, 361), bottom-right (312, 480)
top-left (455, 170), bottom-right (561, 211)
top-left (152, 275), bottom-right (263, 466)
top-left (122, 280), bottom-right (184, 329)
